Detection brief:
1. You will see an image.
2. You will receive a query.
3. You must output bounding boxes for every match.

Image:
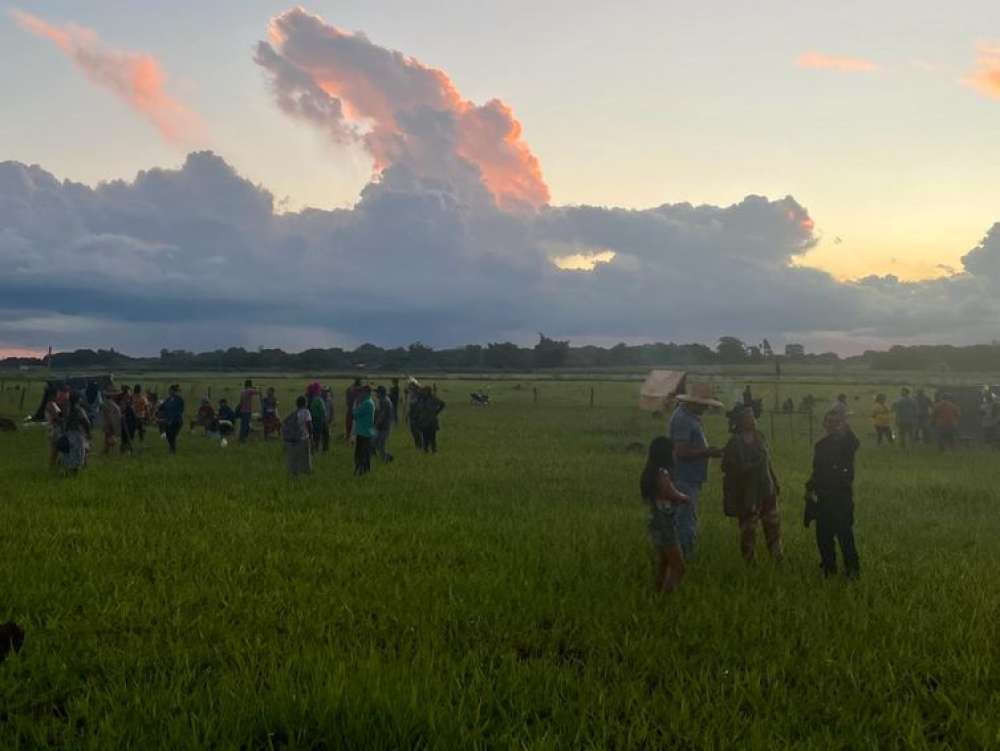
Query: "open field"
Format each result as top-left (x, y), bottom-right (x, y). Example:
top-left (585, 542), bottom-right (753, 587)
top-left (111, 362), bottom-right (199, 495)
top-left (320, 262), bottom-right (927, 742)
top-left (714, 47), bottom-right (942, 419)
top-left (1, 376), bottom-right (999, 748)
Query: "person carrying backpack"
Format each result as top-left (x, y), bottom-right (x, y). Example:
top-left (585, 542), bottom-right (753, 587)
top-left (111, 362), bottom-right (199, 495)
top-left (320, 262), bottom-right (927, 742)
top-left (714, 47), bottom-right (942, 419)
top-left (283, 395), bottom-right (313, 476)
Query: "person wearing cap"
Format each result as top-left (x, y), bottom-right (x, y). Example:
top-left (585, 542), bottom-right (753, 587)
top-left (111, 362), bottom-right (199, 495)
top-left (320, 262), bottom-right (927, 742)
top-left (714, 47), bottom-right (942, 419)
top-left (352, 385), bottom-right (377, 475)
top-left (668, 383), bottom-right (724, 559)
top-left (157, 384), bottom-right (185, 455)
top-left (373, 385), bottom-right (395, 463)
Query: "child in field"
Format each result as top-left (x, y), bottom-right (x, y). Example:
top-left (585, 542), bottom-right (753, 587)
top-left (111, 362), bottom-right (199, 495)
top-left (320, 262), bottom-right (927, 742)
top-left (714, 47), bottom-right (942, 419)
top-left (806, 410), bottom-right (861, 578)
top-left (261, 387), bottom-right (280, 440)
top-left (640, 436), bottom-right (690, 593)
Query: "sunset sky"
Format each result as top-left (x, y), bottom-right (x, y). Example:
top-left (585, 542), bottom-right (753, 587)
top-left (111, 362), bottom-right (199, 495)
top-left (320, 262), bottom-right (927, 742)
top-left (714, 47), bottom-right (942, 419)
top-left (2, 1), bottom-right (999, 356)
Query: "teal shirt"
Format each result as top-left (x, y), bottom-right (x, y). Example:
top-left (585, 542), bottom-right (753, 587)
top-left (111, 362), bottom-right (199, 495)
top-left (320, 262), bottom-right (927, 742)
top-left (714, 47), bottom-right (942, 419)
top-left (352, 396), bottom-right (376, 438)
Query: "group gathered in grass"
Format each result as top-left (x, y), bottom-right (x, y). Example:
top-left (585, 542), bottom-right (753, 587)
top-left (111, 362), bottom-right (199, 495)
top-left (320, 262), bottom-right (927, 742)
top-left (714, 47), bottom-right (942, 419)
top-left (643, 383), bottom-right (861, 594)
top-left (39, 376), bottom-right (446, 479)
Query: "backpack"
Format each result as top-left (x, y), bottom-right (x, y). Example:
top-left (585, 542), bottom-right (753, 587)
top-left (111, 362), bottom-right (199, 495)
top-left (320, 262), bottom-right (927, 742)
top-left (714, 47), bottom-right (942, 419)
top-left (281, 412), bottom-right (301, 443)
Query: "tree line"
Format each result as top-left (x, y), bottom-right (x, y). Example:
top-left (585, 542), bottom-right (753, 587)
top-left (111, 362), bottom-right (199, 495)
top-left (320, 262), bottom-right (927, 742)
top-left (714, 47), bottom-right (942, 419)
top-left (3, 336), bottom-right (1000, 373)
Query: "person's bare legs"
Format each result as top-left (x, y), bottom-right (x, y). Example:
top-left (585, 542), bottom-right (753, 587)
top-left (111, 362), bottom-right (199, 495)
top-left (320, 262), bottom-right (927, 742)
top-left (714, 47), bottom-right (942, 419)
top-left (655, 545), bottom-right (686, 593)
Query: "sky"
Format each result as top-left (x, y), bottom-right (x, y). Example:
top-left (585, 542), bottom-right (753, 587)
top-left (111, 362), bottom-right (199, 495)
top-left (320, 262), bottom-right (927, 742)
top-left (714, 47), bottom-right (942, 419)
top-left (2, 1), bottom-right (999, 356)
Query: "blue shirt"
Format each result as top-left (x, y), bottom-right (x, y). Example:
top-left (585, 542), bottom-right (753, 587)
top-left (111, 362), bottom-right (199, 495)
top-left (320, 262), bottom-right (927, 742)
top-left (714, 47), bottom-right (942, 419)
top-left (669, 405), bottom-right (709, 485)
top-left (160, 394), bottom-right (185, 425)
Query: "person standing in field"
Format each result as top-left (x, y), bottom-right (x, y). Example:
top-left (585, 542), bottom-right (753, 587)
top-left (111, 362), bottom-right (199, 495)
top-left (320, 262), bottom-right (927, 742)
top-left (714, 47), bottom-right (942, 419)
top-left (932, 392), bottom-right (961, 451)
top-left (238, 379), bottom-right (258, 444)
top-left (414, 386), bottom-right (446, 453)
top-left (100, 392), bottom-right (124, 455)
top-left (372, 385), bottom-right (394, 463)
top-left (640, 436), bottom-right (690, 593)
top-left (261, 387), bottom-right (280, 440)
top-left (307, 383), bottom-right (328, 454)
top-left (43, 387), bottom-right (62, 469)
top-left (668, 384), bottom-right (724, 560)
top-left (321, 387), bottom-right (335, 449)
top-left (61, 391), bottom-right (91, 473)
top-left (806, 410), bottom-right (861, 579)
top-left (914, 388), bottom-right (933, 443)
top-left (872, 394), bottom-right (893, 445)
top-left (344, 378), bottom-right (362, 439)
top-left (352, 385), bottom-right (376, 475)
top-left (283, 395), bottom-right (313, 476)
top-left (893, 387), bottom-right (917, 449)
top-left (722, 407), bottom-right (783, 564)
top-left (389, 378), bottom-right (401, 425)
top-left (407, 381), bottom-right (424, 448)
top-left (131, 385), bottom-right (148, 445)
top-left (158, 384), bottom-right (185, 455)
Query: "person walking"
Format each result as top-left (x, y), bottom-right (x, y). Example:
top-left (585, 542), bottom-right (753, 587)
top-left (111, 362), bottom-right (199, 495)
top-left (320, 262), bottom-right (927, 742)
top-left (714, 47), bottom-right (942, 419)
top-left (158, 384), bottom-right (185, 455)
top-left (640, 436), bottom-right (690, 593)
top-left (932, 392), bottom-right (961, 451)
top-left (872, 394), bottom-right (893, 445)
top-left (407, 381), bottom-right (424, 449)
top-left (283, 395), bottom-right (313, 476)
top-left (668, 384), bottom-right (724, 560)
top-left (238, 379), bottom-right (258, 444)
top-left (352, 385), bottom-right (376, 475)
top-left (722, 407), bottom-right (783, 564)
top-left (414, 386), bottom-right (445, 453)
top-left (805, 410), bottom-right (861, 578)
top-left (101, 392), bottom-right (124, 455)
top-left (321, 387), bottom-right (335, 449)
top-left (893, 388), bottom-right (917, 448)
top-left (61, 391), bottom-right (91, 473)
top-left (372, 385), bottom-right (394, 462)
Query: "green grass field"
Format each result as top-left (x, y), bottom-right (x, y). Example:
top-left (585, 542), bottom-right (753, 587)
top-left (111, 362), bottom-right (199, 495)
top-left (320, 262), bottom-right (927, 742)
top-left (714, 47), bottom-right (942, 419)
top-left (1, 377), bottom-right (999, 748)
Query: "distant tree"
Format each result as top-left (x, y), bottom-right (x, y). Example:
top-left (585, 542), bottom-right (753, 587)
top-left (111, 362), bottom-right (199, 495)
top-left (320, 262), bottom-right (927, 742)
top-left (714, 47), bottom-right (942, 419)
top-left (534, 333), bottom-right (570, 368)
top-left (761, 339), bottom-right (774, 360)
top-left (785, 343), bottom-right (806, 359)
top-left (716, 337), bottom-right (747, 363)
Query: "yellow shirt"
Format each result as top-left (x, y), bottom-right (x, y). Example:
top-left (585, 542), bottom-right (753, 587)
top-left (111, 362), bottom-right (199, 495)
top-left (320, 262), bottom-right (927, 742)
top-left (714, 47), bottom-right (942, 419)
top-left (872, 402), bottom-right (891, 428)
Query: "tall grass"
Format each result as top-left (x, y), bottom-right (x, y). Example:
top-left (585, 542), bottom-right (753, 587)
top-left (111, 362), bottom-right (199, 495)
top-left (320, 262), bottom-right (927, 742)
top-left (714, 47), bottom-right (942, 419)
top-left (1, 378), bottom-right (998, 748)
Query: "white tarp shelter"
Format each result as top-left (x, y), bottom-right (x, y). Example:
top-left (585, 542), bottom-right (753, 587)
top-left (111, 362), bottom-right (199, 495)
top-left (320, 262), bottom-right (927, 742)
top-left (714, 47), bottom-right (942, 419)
top-left (639, 370), bottom-right (687, 411)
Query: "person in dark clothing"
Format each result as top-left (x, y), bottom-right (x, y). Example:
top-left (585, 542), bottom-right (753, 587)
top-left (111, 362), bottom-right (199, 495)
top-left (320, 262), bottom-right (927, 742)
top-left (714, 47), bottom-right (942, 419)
top-left (389, 378), bottom-right (401, 425)
top-left (407, 382), bottom-right (423, 448)
top-left (805, 410), bottom-right (861, 579)
top-left (914, 388), bottom-right (933, 443)
top-left (157, 384), bottom-right (185, 455)
top-left (344, 378), bottom-right (362, 439)
top-left (413, 387), bottom-right (445, 453)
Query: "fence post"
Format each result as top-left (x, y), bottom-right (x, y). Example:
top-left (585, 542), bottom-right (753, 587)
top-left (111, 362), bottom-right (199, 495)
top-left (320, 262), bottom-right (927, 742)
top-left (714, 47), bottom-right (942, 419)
top-left (589, 387), bottom-right (595, 408)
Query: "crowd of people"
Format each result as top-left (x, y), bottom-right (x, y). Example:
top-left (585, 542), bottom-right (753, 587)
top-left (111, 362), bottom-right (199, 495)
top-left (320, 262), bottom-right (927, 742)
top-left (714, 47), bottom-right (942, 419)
top-left (643, 383), bottom-right (861, 593)
top-left (39, 376), bottom-right (446, 477)
top-left (865, 387), bottom-right (975, 451)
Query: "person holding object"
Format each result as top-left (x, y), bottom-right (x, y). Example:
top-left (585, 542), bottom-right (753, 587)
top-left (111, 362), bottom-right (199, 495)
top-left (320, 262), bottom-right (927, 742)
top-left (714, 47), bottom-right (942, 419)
top-left (722, 407), bottom-right (783, 564)
top-left (640, 437), bottom-right (690, 593)
top-left (668, 383), bottom-right (724, 559)
top-left (805, 410), bottom-right (861, 578)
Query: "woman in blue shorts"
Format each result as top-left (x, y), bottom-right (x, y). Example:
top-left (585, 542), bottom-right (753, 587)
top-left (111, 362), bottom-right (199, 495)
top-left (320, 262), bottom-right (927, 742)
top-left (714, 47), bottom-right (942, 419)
top-left (640, 437), bottom-right (690, 593)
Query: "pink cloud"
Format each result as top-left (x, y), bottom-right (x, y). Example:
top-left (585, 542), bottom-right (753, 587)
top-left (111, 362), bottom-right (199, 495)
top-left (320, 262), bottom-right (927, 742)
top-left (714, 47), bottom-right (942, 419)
top-left (254, 7), bottom-right (549, 210)
top-left (962, 45), bottom-right (1000, 100)
top-left (11, 9), bottom-right (203, 145)
top-left (796, 52), bottom-right (880, 73)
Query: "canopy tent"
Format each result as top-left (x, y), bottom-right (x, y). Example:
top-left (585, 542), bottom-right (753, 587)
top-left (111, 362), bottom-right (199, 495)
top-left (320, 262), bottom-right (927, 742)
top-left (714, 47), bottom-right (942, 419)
top-left (639, 370), bottom-right (687, 411)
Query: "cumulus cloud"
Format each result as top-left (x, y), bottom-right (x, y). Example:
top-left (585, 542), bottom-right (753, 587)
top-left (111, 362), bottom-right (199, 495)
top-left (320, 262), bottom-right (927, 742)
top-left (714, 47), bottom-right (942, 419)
top-left (962, 45), bottom-right (1000, 99)
top-left (253, 7), bottom-right (548, 210)
top-left (796, 52), bottom-right (880, 73)
top-left (4, 9), bottom-right (1000, 356)
top-left (11, 9), bottom-right (203, 145)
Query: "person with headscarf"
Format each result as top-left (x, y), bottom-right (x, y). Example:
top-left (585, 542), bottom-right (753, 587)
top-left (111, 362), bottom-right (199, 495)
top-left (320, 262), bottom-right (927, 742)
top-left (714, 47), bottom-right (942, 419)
top-left (722, 407), bottom-right (783, 564)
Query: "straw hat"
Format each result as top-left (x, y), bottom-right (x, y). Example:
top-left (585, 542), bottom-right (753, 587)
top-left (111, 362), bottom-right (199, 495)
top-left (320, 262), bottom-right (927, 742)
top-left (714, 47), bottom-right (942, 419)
top-left (675, 383), bottom-right (724, 408)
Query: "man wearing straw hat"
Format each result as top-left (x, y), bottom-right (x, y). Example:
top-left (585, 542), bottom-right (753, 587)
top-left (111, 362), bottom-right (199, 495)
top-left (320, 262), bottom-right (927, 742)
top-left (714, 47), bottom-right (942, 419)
top-left (669, 383), bottom-right (725, 559)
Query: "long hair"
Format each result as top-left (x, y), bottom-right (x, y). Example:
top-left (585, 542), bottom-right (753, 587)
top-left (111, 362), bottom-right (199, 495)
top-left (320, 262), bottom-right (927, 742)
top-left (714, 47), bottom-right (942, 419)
top-left (640, 436), bottom-right (674, 501)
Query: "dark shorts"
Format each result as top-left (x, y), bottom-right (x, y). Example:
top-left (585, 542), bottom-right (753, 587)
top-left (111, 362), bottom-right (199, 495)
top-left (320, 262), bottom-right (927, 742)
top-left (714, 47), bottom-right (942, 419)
top-left (648, 505), bottom-right (678, 550)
